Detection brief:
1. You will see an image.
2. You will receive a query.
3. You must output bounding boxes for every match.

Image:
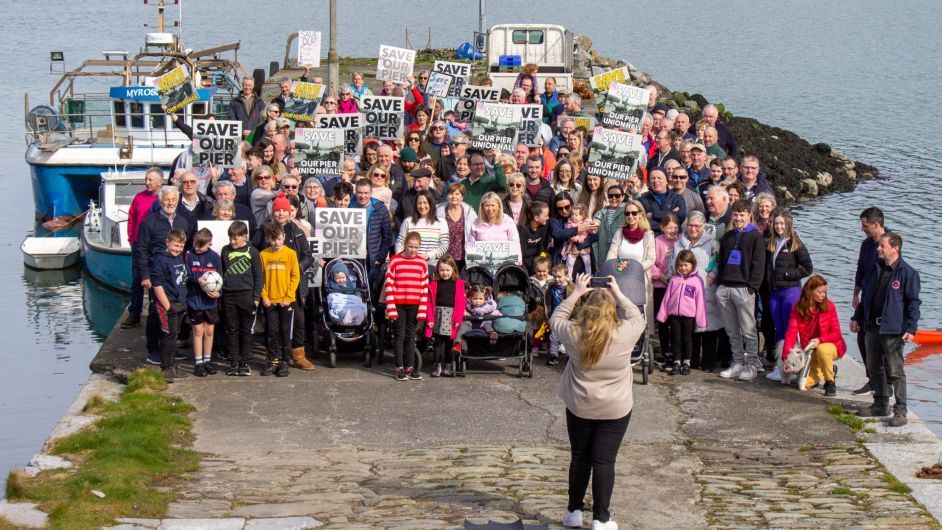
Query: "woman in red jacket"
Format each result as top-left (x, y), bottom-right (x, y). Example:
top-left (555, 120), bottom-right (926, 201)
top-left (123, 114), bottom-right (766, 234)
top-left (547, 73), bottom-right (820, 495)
top-left (782, 275), bottom-right (847, 395)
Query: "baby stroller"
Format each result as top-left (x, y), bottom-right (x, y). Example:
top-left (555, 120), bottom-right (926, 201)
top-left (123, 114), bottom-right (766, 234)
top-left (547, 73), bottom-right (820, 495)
top-left (597, 258), bottom-right (652, 384)
top-left (456, 264), bottom-right (534, 378)
top-left (319, 258), bottom-right (376, 367)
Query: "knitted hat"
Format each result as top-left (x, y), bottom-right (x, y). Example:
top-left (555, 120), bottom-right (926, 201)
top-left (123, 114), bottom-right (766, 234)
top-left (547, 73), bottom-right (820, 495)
top-left (400, 147), bottom-right (418, 162)
top-left (272, 193), bottom-right (291, 212)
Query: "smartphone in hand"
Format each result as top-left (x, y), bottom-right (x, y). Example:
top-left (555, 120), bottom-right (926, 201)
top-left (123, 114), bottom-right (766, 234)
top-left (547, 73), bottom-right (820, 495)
top-left (590, 276), bottom-right (609, 288)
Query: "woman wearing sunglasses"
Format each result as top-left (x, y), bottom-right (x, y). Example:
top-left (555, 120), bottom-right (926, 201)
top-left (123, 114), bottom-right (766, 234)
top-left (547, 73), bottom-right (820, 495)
top-left (605, 199), bottom-right (656, 289)
top-left (549, 191), bottom-right (598, 273)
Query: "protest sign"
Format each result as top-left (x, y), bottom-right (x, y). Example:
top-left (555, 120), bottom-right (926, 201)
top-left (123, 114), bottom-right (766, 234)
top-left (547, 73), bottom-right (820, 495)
top-left (197, 220), bottom-right (248, 255)
top-left (156, 66), bottom-right (198, 114)
top-left (425, 72), bottom-right (453, 98)
top-left (360, 95), bottom-right (404, 140)
top-left (294, 128), bottom-right (344, 178)
top-left (193, 120), bottom-right (242, 168)
top-left (456, 85), bottom-right (501, 123)
top-left (518, 104), bottom-right (544, 147)
top-left (470, 102), bottom-right (521, 153)
top-left (316, 113), bottom-right (363, 157)
top-left (589, 66), bottom-right (630, 114)
top-left (465, 241), bottom-right (519, 271)
top-left (376, 45), bottom-right (415, 84)
top-left (601, 83), bottom-right (649, 131)
top-left (587, 126), bottom-right (644, 180)
top-left (309, 208), bottom-right (368, 259)
top-left (297, 31), bottom-right (322, 68)
top-left (433, 61), bottom-right (471, 98)
top-left (283, 82), bottom-right (324, 122)
top-left (572, 115), bottom-right (598, 132)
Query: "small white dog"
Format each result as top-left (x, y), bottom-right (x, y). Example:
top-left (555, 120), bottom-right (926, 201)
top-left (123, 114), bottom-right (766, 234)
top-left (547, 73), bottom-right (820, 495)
top-left (782, 345), bottom-right (812, 389)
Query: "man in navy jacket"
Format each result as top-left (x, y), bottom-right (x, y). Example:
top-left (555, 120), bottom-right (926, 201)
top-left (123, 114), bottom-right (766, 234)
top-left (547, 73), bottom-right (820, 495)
top-left (851, 233), bottom-right (920, 427)
top-left (638, 169), bottom-right (686, 236)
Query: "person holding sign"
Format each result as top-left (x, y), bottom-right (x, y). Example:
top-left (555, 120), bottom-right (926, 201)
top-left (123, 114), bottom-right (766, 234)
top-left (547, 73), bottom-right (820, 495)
top-left (468, 193), bottom-right (522, 266)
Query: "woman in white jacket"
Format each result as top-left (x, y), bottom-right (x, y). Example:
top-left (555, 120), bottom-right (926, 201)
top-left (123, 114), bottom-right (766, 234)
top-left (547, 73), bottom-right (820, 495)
top-left (605, 199), bottom-right (656, 280)
top-left (396, 189), bottom-right (449, 267)
top-left (435, 183), bottom-right (478, 272)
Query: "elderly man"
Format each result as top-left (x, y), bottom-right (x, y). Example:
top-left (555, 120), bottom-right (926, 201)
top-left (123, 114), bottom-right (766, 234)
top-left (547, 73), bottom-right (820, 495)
top-left (549, 117), bottom-right (575, 154)
top-left (395, 168), bottom-right (439, 225)
top-left (647, 130), bottom-right (680, 171)
top-left (687, 143), bottom-right (711, 189)
top-left (639, 169), bottom-right (686, 236)
top-left (669, 167), bottom-right (705, 215)
top-left (678, 141), bottom-right (693, 169)
top-left (122, 167), bottom-right (165, 329)
top-left (168, 171), bottom-right (215, 229)
top-left (201, 180), bottom-right (257, 231)
top-left (136, 186), bottom-right (193, 365)
top-left (705, 186), bottom-right (732, 242)
top-left (562, 92), bottom-right (590, 118)
top-left (703, 126), bottom-right (727, 159)
top-left (524, 156), bottom-right (555, 204)
top-left (272, 77), bottom-right (293, 112)
top-left (510, 87), bottom-right (528, 105)
top-left (377, 144), bottom-right (407, 201)
top-left (674, 113), bottom-right (698, 142)
top-left (739, 156), bottom-right (774, 202)
top-left (852, 233), bottom-right (921, 427)
top-left (228, 77), bottom-right (266, 139)
top-left (461, 152), bottom-right (507, 212)
top-left (695, 104), bottom-right (738, 158)
top-left (541, 77), bottom-right (560, 120)
top-left (217, 164), bottom-right (252, 207)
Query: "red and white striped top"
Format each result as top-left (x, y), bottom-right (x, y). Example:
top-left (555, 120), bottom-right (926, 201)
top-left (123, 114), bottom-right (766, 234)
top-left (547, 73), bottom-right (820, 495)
top-left (384, 253), bottom-right (429, 320)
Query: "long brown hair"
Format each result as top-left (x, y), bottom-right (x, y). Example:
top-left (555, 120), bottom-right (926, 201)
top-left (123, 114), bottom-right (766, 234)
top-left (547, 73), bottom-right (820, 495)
top-left (572, 289), bottom-right (620, 368)
top-left (795, 275), bottom-right (829, 319)
top-left (766, 209), bottom-right (803, 252)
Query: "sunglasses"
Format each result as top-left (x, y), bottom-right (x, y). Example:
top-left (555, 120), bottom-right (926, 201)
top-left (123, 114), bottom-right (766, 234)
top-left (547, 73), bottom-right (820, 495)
top-left (372, 173), bottom-right (387, 178)
top-left (258, 176), bottom-right (272, 181)
top-left (607, 193), bottom-right (623, 199)
top-left (671, 175), bottom-right (687, 180)
top-left (324, 101), bottom-right (337, 105)
top-left (625, 210), bottom-right (640, 217)
top-left (431, 126), bottom-right (444, 130)
top-left (282, 185), bottom-right (298, 189)
top-left (407, 137), bottom-right (420, 142)
top-left (556, 204), bottom-right (571, 210)
top-left (508, 183), bottom-right (523, 188)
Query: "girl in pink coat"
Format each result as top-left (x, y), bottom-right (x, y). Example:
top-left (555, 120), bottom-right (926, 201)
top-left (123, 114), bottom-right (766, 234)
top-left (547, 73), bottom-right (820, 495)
top-left (657, 250), bottom-right (707, 375)
top-left (424, 257), bottom-right (466, 378)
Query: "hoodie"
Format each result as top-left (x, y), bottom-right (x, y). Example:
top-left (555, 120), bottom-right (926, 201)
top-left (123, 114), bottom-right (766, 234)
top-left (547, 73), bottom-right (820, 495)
top-left (656, 271), bottom-right (708, 328)
top-left (716, 222), bottom-right (766, 292)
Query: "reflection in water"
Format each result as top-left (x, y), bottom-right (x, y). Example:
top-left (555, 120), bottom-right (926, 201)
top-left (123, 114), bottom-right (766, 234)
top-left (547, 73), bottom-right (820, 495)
top-left (82, 272), bottom-right (129, 340)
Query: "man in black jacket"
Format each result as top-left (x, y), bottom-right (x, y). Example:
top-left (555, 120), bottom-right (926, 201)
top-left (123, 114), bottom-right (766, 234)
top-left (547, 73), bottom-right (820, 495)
top-left (227, 78), bottom-right (266, 140)
top-left (394, 168), bottom-right (439, 225)
top-left (850, 207), bottom-right (888, 394)
top-left (524, 156), bottom-right (555, 205)
top-left (646, 130), bottom-right (680, 172)
top-left (639, 169), bottom-right (686, 236)
top-left (715, 200), bottom-right (766, 381)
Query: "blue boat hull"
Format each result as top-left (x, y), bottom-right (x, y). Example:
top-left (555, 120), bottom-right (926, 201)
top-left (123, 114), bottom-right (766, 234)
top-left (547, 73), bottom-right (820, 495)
top-left (82, 239), bottom-right (132, 292)
top-left (30, 164), bottom-right (114, 220)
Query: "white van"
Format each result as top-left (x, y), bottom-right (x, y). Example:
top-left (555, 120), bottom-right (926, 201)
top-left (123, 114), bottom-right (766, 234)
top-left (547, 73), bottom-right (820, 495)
top-left (486, 24), bottom-right (574, 94)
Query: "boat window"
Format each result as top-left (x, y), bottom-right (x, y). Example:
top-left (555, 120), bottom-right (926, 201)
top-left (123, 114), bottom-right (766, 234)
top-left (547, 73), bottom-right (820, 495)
top-left (115, 184), bottom-right (146, 206)
top-left (149, 104), bottom-right (166, 128)
top-left (113, 101), bottom-right (127, 127)
top-left (512, 29), bottom-right (544, 45)
top-left (191, 102), bottom-right (208, 117)
top-left (129, 102), bottom-right (145, 129)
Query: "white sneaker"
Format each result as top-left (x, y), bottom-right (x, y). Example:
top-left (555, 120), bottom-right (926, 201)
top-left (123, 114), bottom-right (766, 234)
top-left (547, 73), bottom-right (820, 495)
top-left (562, 509), bottom-right (584, 528)
top-left (738, 365), bottom-right (758, 381)
top-left (765, 366), bottom-right (782, 382)
top-left (591, 520), bottom-right (618, 530)
top-left (719, 363), bottom-right (744, 379)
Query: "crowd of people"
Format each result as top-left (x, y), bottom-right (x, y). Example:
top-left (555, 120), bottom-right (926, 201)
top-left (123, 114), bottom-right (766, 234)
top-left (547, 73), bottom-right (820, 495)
top-left (121, 65), bottom-right (922, 529)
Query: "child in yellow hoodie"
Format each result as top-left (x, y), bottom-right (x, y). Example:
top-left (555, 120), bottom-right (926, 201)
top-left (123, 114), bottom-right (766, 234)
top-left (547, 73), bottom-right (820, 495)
top-left (260, 222), bottom-right (300, 377)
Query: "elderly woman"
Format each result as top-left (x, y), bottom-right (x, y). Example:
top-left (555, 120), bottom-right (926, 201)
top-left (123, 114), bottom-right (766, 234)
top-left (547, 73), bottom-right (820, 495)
top-left (302, 177), bottom-right (328, 209)
top-left (782, 275), bottom-right (846, 395)
top-left (469, 192), bottom-right (522, 266)
top-left (551, 273), bottom-right (645, 530)
top-left (396, 189), bottom-right (449, 267)
top-left (552, 160), bottom-right (582, 203)
top-left (436, 183), bottom-right (478, 271)
top-left (337, 86), bottom-right (359, 113)
top-left (592, 184), bottom-right (626, 268)
top-left (576, 173), bottom-right (608, 218)
top-left (349, 71), bottom-right (373, 100)
top-left (367, 164), bottom-right (393, 209)
top-left (549, 191), bottom-right (597, 269)
top-left (753, 192), bottom-right (777, 235)
top-left (669, 211), bottom-right (727, 371)
top-left (753, 191), bottom-right (778, 365)
top-left (252, 104), bottom-right (281, 145)
top-left (503, 172), bottom-right (531, 225)
top-left (250, 166), bottom-right (276, 225)
top-left (606, 200), bottom-right (655, 281)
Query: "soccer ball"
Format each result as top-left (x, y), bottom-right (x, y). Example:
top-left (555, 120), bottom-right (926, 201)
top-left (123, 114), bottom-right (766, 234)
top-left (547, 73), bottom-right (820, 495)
top-left (201, 271), bottom-right (223, 293)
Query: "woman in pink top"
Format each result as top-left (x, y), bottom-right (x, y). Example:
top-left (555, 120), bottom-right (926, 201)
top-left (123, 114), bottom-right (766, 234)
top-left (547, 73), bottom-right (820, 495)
top-left (468, 192), bottom-right (522, 266)
top-left (650, 213), bottom-right (681, 363)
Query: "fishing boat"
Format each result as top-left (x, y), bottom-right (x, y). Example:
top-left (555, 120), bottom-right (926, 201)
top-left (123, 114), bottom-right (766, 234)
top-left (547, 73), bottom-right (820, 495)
top-left (80, 171), bottom-right (147, 291)
top-left (24, 0), bottom-right (245, 226)
top-left (21, 236), bottom-right (81, 270)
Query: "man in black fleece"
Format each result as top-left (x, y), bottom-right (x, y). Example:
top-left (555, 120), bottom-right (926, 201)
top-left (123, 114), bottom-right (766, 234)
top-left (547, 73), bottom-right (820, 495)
top-left (715, 200), bottom-right (766, 381)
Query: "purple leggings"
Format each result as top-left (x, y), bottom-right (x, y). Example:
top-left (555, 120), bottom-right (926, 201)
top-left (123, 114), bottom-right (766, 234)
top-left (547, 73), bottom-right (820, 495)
top-left (770, 287), bottom-right (801, 343)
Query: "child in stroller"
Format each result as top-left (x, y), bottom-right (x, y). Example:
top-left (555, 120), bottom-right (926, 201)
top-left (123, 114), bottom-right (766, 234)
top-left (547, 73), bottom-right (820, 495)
top-left (326, 261), bottom-right (368, 326)
top-left (457, 284), bottom-right (502, 345)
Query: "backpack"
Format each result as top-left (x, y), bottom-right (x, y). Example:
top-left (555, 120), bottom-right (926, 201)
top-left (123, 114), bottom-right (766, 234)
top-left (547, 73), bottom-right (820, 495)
top-left (494, 295), bottom-right (527, 334)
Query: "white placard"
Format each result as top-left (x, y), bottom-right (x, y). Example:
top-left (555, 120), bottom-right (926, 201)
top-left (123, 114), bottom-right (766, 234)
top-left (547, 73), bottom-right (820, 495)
top-left (193, 120), bottom-right (242, 168)
top-left (198, 220), bottom-right (249, 255)
top-left (309, 208), bottom-right (368, 259)
top-left (376, 45), bottom-right (415, 84)
top-left (298, 31), bottom-right (322, 68)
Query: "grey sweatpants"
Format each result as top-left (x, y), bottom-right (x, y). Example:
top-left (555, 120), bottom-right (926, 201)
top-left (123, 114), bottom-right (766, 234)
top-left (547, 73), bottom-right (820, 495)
top-left (716, 285), bottom-right (759, 367)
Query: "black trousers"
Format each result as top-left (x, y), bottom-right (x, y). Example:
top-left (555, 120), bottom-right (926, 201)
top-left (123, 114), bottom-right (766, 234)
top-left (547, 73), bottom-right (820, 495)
top-left (156, 301), bottom-right (186, 369)
top-left (224, 290), bottom-right (257, 364)
top-left (393, 304), bottom-right (420, 368)
top-left (291, 293), bottom-right (305, 348)
top-left (669, 315), bottom-right (695, 362)
top-left (653, 287), bottom-right (671, 357)
top-left (432, 333), bottom-right (454, 364)
top-left (566, 409), bottom-right (631, 523)
top-left (864, 327), bottom-right (907, 414)
top-left (856, 330), bottom-right (869, 378)
top-left (266, 304), bottom-right (294, 362)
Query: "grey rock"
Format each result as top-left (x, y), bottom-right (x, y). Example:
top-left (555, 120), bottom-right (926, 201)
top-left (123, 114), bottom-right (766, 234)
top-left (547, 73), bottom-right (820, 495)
top-left (158, 518), bottom-right (245, 530)
top-left (0, 501), bottom-right (48, 528)
top-left (815, 171), bottom-right (833, 189)
top-left (22, 454), bottom-right (72, 477)
top-left (244, 516), bottom-right (323, 530)
top-left (800, 178), bottom-right (819, 196)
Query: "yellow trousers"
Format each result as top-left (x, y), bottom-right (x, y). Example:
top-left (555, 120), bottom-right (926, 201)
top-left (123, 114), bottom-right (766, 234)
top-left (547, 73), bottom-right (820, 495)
top-left (804, 342), bottom-right (838, 388)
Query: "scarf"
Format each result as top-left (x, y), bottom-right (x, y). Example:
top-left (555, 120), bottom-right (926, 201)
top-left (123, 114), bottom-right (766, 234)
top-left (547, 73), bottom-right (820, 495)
top-left (622, 226), bottom-right (645, 243)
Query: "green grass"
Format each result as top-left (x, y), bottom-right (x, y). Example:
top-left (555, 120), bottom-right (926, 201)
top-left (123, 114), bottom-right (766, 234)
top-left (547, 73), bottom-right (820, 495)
top-left (4, 369), bottom-right (199, 530)
top-left (881, 472), bottom-right (912, 494)
top-left (799, 444), bottom-right (815, 452)
top-left (828, 404), bottom-right (866, 432)
top-left (830, 487), bottom-right (854, 495)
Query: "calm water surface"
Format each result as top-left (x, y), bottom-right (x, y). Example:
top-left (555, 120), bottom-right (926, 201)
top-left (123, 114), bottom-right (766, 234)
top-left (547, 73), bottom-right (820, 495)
top-left (1, 0), bottom-right (940, 491)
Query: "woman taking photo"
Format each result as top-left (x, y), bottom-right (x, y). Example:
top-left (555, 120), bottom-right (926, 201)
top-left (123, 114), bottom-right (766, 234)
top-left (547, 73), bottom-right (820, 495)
top-left (503, 172), bottom-right (531, 225)
top-left (552, 273), bottom-right (645, 530)
top-left (436, 183), bottom-right (478, 271)
top-left (782, 275), bottom-right (846, 395)
top-left (469, 192), bottom-right (522, 266)
top-left (396, 189), bottom-right (449, 267)
top-left (552, 160), bottom-right (582, 203)
top-left (764, 209), bottom-right (814, 382)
